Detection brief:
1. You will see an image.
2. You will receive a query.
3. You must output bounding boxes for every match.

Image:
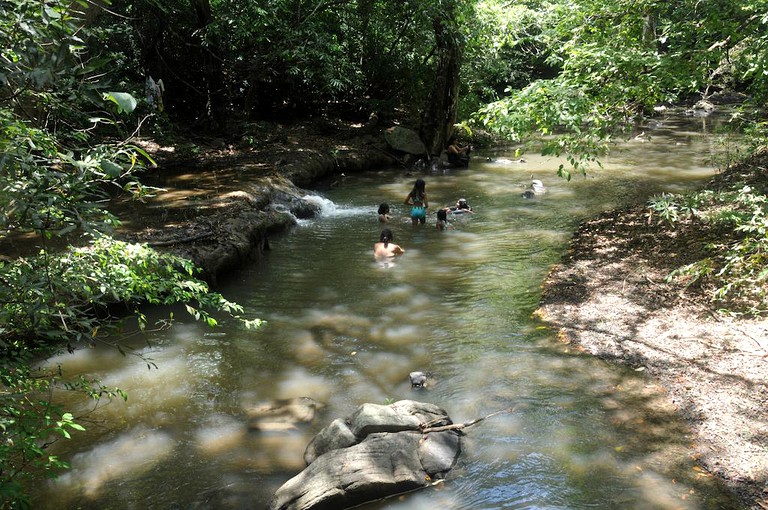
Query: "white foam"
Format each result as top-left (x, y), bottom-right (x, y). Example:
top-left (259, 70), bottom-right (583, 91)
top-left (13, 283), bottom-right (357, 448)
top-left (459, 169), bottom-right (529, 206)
top-left (302, 194), bottom-right (370, 218)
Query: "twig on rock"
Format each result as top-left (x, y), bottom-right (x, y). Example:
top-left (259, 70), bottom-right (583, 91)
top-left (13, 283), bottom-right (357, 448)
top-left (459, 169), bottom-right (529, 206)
top-left (419, 407), bottom-right (516, 434)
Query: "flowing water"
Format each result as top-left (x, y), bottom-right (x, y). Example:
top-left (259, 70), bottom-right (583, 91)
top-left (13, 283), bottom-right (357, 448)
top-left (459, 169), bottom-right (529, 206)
top-left (33, 113), bottom-right (744, 509)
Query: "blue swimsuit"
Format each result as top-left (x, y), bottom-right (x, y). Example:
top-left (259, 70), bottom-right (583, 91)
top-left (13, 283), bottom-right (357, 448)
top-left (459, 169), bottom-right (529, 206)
top-left (409, 192), bottom-right (427, 219)
top-left (411, 206), bottom-right (426, 220)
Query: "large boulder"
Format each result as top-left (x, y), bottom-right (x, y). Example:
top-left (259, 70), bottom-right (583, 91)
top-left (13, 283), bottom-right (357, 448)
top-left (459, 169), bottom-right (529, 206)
top-left (268, 400), bottom-right (462, 510)
top-left (384, 127), bottom-right (428, 156)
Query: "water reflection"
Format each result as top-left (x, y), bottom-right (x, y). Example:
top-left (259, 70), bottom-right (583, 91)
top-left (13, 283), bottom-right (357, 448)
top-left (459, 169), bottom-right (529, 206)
top-left (32, 113), bottom-right (743, 509)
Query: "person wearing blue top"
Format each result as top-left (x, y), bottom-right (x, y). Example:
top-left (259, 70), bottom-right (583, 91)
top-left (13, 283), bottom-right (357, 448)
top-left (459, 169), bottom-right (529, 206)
top-left (404, 178), bottom-right (428, 225)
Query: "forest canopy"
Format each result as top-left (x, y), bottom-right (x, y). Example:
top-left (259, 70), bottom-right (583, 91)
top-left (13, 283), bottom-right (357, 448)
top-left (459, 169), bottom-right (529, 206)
top-left (2, 0), bottom-right (768, 506)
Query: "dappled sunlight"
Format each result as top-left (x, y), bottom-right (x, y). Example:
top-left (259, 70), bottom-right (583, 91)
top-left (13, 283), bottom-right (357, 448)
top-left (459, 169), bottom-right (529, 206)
top-left (276, 367), bottom-right (334, 401)
top-left (194, 414), bottom-right (247, 454)
top-left (54, 427), bottom-right (173, 498)
top-left (46, 346), bottom-right (192, 423)
top-left (35, 123), bottom-right (743, 508)
top-left (45, 346), bottom-right (122, 375)
top-left (241, 434), bottom-right (311, 472)
top-left (187, 350), bottom-right (225, 381)
top-left (290, 329), bottom-right (326, 364)
top-left (369, 323), bottom-right (420, 346)
top-left (351, 351), bottom-right (414, 387)
top-left (96, 356), bottom-right (191, 418)
top-left (303, 307), bottom-right (373, 338)
top-left (632, 470), bottom-right (705, 510)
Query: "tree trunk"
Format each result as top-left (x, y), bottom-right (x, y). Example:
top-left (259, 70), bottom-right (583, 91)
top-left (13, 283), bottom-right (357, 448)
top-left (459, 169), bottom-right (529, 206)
top-left (419, 1), bottom-right (462, 157)
top-left (191, 0), bottom-right (225, 130)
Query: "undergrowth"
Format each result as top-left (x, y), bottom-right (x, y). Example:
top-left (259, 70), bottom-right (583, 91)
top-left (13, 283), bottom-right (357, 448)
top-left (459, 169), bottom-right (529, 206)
top-left (648, 179), bottom-right (768, 316)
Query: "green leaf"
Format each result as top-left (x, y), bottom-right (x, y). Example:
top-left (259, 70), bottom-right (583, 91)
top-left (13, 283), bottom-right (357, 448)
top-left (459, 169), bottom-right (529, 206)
top-left (103, 92), bottom-right (137, 114)
top-left (100, 160), bottom-right (123, 178)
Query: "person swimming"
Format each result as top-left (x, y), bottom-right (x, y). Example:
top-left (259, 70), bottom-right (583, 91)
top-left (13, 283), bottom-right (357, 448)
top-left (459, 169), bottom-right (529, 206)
top-left (377, 202), bottom-right (391, 223)
top-left (451, 198), bottom-right (473, 213)
top-left (436, 208), bottom-right (450, 230)
top-left (404, 178), bottom-right (428, 225)
top-left (522, 178), bottom-right (546, 198)
top-left (373, 228), bottom-right (405, 258)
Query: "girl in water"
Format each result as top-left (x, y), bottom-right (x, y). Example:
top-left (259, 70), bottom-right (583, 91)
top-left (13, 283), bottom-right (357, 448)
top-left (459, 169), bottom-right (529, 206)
top-left (436, 208), bottom-right (451, 230)
top-left (404, 178), bottom-right (428, 225)
top-left (377, 202), bottom-right (391, 223)
top-left (373, 229), bottom-right (405, 258)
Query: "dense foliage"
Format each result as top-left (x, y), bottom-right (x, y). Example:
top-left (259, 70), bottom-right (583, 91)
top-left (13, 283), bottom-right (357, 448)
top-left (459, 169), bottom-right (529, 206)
top-left (649, 179), bottom-right (768, 316)
top-left (101, 0), bottom-right (470, 130)
top-left (0, 1), bottom-right (258, 506)
top-left (475, 0), bottom-right (768, 177)
top-left (2, 0), bottom-right (768, 506)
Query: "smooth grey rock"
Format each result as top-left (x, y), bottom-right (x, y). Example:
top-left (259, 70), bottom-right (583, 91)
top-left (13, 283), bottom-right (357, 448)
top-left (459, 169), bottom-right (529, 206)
top-left (303, 418), bottom-right (357, 465)
top-left (268, 400), bottom-right (461, 510)
top-left (409, 371), bottom-right (427, 388)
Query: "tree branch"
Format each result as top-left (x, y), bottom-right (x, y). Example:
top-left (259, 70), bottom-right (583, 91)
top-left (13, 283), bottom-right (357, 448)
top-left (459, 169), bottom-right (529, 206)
top-left (419, 407), bottom-right (516, 434)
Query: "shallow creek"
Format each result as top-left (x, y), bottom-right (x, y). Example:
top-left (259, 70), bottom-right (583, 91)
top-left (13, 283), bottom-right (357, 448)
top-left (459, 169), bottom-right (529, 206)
top-left (34, 113), bottom-right (744, 509)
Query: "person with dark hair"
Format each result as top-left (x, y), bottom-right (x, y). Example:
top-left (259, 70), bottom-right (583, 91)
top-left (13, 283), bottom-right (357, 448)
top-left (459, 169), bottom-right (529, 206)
top-left (436, 208), bottom-right (451, 231)
top-left (374, 229), bottom-right (405, 258)
top-left (404, 178), bottom-right (428, 225)
top-left (377, 202), bottom-right (391, 223)
top-left (446, 136), bottom-right (472, 167)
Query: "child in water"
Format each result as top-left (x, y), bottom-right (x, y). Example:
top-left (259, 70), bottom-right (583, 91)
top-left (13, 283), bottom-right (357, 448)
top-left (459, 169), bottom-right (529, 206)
top-left (451, 198), bottom-right (473, 214)
top-left (404, 178), bottom-right (428, 225)
top-left (377, 202), bottom-right (391, 223)
top-left (373, 229), bottom-right (405, 258)
top-left (436, 208), bottom-right (451, 230)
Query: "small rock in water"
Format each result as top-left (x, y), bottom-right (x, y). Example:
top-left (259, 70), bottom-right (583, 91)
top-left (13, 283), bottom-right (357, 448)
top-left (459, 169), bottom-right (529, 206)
top-left (410, 371), bottom-right (427, 388)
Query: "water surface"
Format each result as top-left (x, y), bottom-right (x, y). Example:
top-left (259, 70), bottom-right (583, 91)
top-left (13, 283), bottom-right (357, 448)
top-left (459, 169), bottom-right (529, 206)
top-left (34, 113), bottom-right (743, 509)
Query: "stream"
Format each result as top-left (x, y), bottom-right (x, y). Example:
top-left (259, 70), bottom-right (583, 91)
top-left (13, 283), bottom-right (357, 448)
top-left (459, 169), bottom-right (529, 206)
top-left (33, 112), bottom-right (744, 509)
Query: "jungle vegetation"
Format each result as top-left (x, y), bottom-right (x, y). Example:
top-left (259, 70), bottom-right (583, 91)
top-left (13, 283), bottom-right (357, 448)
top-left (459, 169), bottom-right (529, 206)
top-left (1, 0), bottom-right (767, 505)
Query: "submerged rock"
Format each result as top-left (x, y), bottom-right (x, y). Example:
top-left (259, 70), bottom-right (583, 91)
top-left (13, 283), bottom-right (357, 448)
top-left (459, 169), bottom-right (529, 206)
top-left (267, 400), bottom-right (462, 510)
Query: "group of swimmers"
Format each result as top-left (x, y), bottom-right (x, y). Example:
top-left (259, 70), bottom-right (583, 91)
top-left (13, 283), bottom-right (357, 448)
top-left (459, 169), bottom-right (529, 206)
top-left (373, 178), bottom-right (474, 258)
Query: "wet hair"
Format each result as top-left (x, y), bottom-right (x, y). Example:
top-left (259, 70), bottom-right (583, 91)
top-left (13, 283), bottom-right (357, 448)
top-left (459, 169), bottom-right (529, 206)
top-left (457, 198), bottom-right (469, 210)
top-left (436, 209), bottom-right (448, 222)
top-left (410, 178), bottom-right (426, 199)
top-left (378, 202), bottom-right (390, 215)
top-left (379, 228), bottom-right (394, 246)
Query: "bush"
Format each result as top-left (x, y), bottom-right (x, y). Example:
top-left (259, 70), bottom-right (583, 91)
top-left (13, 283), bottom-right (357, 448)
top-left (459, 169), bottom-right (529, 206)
top-left (649, 183), bottom-right (768, 316)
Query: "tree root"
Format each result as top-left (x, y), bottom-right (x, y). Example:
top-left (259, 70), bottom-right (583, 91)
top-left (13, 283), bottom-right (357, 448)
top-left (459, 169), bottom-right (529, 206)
top-left (146, 232), bottom-right (213, 246)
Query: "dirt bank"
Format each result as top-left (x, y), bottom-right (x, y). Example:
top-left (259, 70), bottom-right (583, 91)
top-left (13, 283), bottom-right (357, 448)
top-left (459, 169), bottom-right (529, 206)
top-left (537, 153), bottom-right (768, 509)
